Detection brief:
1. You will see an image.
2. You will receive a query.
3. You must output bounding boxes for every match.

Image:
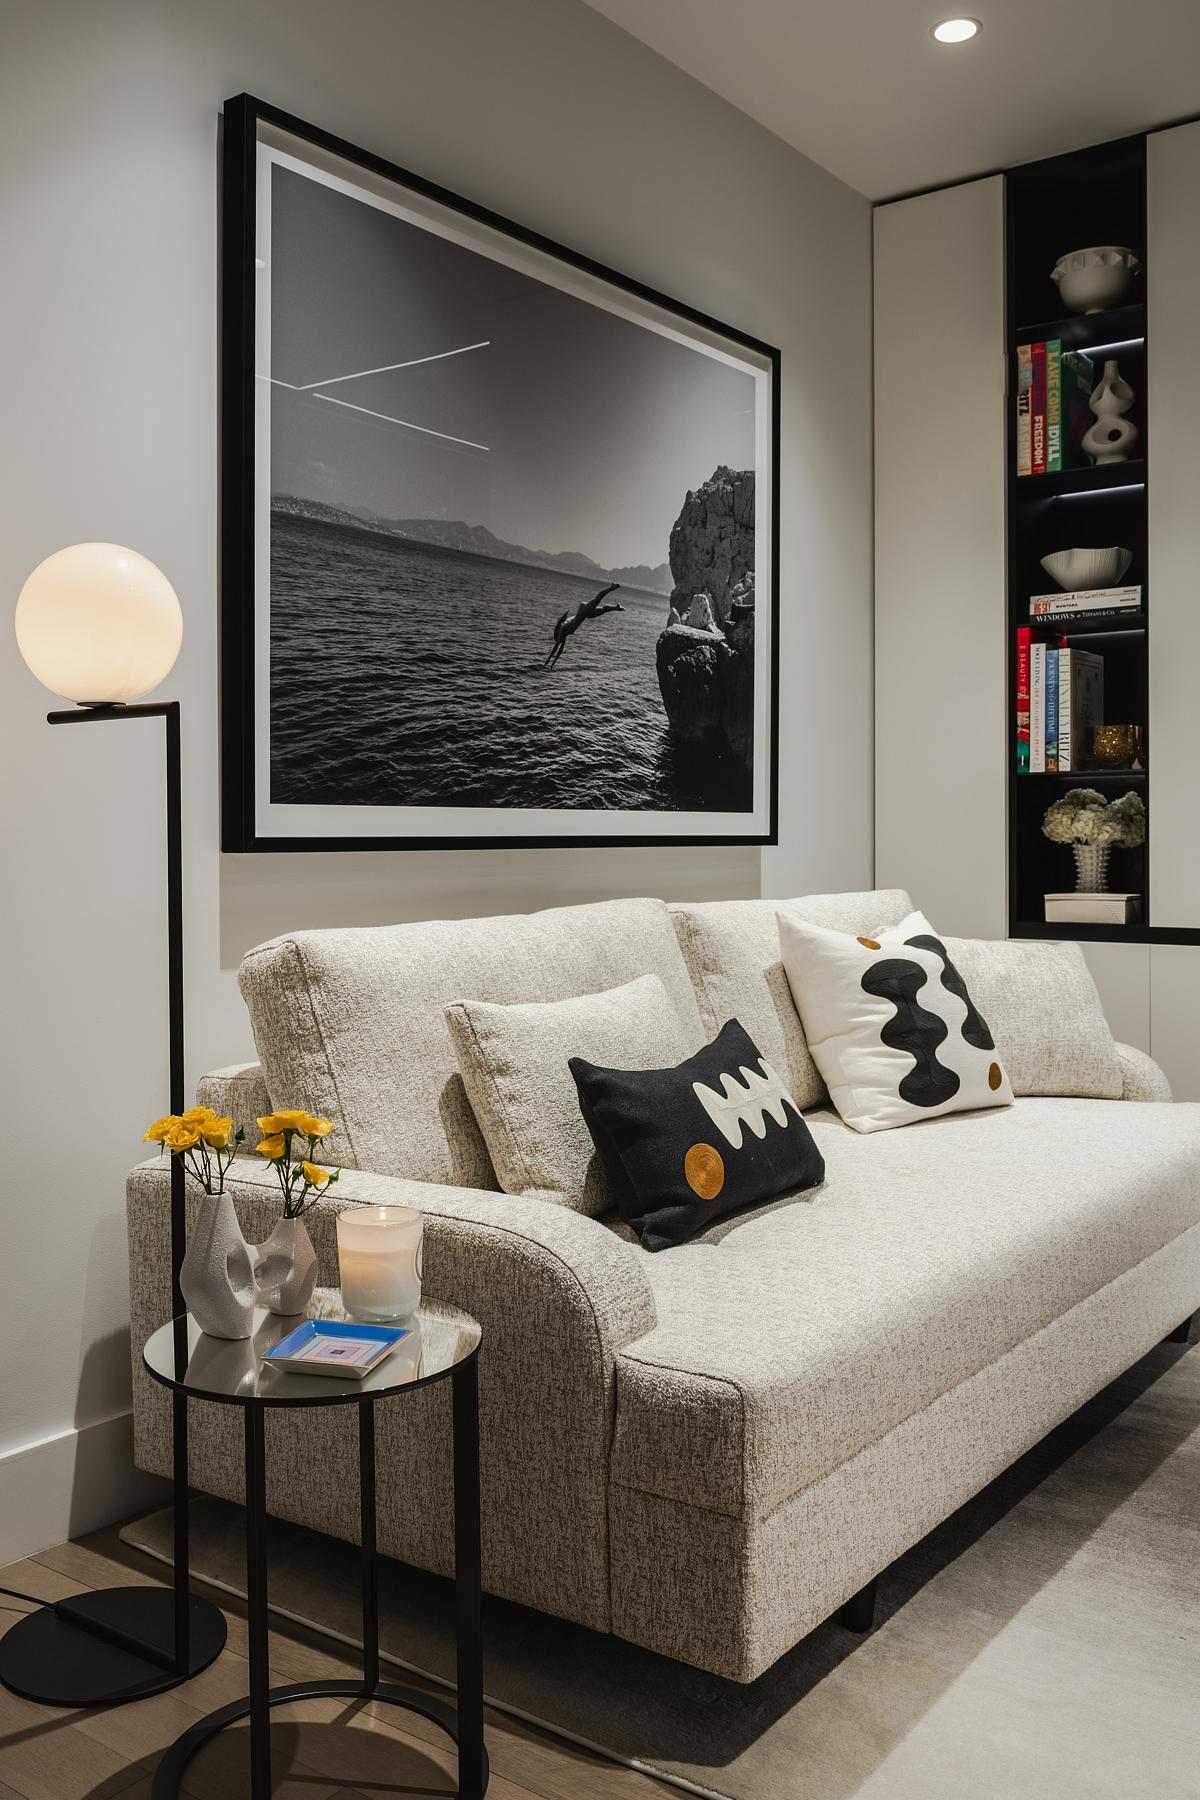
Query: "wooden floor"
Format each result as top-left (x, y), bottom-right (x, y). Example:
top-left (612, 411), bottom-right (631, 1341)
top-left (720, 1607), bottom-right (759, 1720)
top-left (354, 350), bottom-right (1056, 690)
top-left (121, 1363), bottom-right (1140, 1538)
top-left (0, 1525), bottom-right (676, 1800)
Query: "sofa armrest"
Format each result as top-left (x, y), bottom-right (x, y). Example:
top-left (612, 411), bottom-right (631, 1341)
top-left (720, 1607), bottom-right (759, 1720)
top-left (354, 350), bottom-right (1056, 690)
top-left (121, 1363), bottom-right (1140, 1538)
top-left (195, 1062), bottom-right (271, 1142)
top-left (126, 1156), bottom-right (654, 1632)
top-left (1115, 1042), bottom-right (1172, 1103)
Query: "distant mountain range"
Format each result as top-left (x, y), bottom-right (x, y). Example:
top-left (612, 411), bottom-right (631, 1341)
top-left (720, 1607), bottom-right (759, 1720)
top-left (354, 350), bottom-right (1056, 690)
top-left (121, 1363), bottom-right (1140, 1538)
top-left (272, 494), bottom-right (672, 596)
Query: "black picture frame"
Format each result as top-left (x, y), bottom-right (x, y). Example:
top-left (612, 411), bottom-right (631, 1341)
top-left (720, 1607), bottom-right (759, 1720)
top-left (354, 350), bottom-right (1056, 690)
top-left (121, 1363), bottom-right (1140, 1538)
top-left (220, 93), bottom-right (781, 852)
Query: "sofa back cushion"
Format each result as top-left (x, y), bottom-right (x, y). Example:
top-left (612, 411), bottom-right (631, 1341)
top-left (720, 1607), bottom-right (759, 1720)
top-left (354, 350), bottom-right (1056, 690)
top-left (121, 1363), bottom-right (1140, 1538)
top-left (670, 889), bottom-right (914, 1111)
top-left (239, 898), bottom-right (703, 1187)
top-left (939, 934), bottom-right (1123, 1098)
top-left (446, 974), bottom-right (705, 1215)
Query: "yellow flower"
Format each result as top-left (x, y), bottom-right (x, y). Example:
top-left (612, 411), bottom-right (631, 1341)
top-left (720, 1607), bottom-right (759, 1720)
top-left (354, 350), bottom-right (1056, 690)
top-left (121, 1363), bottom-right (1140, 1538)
top-left (300, 1161), bottom-right (333, 1187)
top-left (257, 1109), bottom-right (315, 1135)
top-left (180, 1106), bottom-right (216, 1127)
top-left (164, 1122), bottom-right (202, 1152)
top-left (201, 1115), bottom-right (234, 1149)
top-left (144, 1115), bottom-right (179, 1144)
top-left (255, 1133), bottom-right (286, 1161)
top-left (300, 1115), bottom-right (333, 1139)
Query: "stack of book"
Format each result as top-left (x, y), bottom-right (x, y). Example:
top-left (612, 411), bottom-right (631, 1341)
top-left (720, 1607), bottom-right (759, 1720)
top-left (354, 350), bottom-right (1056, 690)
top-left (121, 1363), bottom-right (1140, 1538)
top-left (1016, 341), bottom-right (1094, 475)
top-left (1016, 627), bottom-right (1104, 773)
top-left (1030, 584), bottom-right (1141, 625)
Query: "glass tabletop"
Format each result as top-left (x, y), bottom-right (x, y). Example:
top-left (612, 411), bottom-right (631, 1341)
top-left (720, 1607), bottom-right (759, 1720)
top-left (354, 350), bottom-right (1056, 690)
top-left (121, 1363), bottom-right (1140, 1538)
top-left (143, 1300), bottom-right (480, 1407)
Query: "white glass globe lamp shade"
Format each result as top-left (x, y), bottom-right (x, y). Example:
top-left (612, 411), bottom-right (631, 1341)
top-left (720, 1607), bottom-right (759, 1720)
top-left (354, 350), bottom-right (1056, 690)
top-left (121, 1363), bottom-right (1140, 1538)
top-left (15, 542), bottom-right (183, 704)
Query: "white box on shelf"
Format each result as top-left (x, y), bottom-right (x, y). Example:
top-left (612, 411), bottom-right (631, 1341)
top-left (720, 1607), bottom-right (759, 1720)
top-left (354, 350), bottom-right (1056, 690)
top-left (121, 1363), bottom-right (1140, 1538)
top-left (1044, 892), bottom-right (1142, 926)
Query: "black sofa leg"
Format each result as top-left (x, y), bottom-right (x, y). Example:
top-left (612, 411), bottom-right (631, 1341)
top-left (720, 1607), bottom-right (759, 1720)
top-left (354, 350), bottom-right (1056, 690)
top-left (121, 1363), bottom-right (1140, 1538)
top-left (1166, 1312), bottom-right (1194, 1344)
top-left (838, 1577), bottom-right (878, 1634)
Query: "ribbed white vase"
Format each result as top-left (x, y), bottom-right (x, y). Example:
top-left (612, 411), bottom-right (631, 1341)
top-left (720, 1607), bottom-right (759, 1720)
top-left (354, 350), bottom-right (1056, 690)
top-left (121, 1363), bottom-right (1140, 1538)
top-left (1073, 843), bottom-right (1111, 892)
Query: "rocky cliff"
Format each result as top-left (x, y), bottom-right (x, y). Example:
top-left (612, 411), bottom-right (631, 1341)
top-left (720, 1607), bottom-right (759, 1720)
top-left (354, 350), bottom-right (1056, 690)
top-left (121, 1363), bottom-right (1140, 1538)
top-left (667, 465), bottom-right (755, 625)
top-left (656, 468), bottom-right (755, 776)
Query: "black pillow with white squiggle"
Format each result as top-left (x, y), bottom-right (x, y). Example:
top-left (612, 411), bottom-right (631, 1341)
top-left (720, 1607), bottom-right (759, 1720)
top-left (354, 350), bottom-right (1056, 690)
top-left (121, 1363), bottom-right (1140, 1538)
top-left (569, 1018), bottom-right (824, 1251)
top-left (776, 907), bottom-right (1014, 1133)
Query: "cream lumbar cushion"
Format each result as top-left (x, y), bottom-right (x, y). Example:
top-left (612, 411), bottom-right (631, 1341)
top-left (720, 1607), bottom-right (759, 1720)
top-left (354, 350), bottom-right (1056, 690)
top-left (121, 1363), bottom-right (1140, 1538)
top-left (445, 973), bottom-right (704, 1215)
top-left (776, 907), bottom-right (1014, 1133)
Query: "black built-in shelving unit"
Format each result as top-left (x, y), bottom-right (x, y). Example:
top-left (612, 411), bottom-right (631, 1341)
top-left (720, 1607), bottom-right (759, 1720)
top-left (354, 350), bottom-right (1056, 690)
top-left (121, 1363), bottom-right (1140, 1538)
top-left (1006, 135), bottom-right (1151, 941)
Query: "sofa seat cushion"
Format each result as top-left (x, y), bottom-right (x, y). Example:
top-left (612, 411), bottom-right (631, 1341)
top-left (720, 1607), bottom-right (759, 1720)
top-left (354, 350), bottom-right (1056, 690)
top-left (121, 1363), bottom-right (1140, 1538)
top-left (670, 890), bottom-right (914, 1112)
top-left (611, 1098), bottom-right (1200, 1520)
top-left (239, 897), bottom-right (703, 1188)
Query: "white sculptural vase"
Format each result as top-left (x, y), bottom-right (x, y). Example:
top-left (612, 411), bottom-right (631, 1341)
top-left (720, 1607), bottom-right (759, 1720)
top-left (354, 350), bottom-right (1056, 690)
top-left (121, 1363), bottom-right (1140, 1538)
top-left (255, 1215), bottom-right (318, 1316)
top-left (1073, 843), bottom-right (1111, 892)
top-left (180, 1191), bottom-right (257, 1339)
top-left (1083, 358), bottom-right (1139, 465)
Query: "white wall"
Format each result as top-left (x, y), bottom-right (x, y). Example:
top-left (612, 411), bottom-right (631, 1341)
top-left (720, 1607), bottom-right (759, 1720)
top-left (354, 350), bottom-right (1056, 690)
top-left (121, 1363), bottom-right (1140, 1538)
top-left (874, 177), bottom-right (1007, 938)
top-left (0, 0), bottom-right (872, 1554)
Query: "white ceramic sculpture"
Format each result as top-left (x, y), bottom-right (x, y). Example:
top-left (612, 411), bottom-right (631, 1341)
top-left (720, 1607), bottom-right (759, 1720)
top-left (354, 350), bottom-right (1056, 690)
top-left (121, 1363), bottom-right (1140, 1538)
top-left (180, 1192), bottom-right (257, 1339)
top-left (1051, 245), bottom-right (1139, 314)
top-left (1082, 358), bottom-right (1139, 465)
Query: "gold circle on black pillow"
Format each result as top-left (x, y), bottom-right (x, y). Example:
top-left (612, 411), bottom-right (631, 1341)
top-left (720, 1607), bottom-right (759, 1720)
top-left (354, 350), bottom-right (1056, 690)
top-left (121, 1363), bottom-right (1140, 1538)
top-left (988, 1061), bottom-right (1003, 1091)
top-left (857, 936), bottom-right (881, 950)
top-left (684, 1142), bottom-right (725, 1200)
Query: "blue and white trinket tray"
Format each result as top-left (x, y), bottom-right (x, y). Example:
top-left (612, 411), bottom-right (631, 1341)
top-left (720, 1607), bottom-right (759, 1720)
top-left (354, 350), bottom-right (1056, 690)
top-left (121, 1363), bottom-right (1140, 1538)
top-left (263, 1318), bottom-right (409, 1380)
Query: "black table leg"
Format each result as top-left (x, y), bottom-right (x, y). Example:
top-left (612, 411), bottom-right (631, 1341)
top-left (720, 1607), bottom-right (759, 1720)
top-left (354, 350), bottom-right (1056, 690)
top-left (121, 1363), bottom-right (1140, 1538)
top-left (244, 1406), bottom-right (271, 1800)
top-left (453, 1356), bottom-right (486, 1798)
top-left (360, 1400), bottom-right (379, 1695)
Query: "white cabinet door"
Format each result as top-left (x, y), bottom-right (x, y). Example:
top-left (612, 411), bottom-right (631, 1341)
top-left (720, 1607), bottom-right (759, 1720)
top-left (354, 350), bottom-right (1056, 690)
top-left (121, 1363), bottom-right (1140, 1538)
top-left (1150, 946), bottom-right (1200, 1100)
top-left (1081, 942), bottom-right (1151, 1051)
top-left (874, 178), bottom-right (1006, 939)
top-left (1148, 122), bottom-right (1200, 928)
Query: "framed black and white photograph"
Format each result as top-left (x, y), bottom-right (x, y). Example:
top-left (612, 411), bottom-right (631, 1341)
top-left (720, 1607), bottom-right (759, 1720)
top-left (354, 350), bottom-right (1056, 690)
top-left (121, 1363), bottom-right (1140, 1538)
top-left (221, 95), bottom-right (780, 851)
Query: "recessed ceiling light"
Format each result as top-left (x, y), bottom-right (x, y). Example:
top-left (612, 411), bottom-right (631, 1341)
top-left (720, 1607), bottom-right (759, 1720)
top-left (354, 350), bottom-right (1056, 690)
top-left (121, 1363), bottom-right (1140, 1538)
top-left (932, 17), bottom-right (981, 43)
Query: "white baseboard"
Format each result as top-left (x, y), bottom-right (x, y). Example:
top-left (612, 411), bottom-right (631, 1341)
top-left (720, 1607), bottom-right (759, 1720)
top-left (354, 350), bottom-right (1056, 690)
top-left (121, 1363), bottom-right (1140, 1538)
top-left (0, 1410), bottom-right (167, 1565)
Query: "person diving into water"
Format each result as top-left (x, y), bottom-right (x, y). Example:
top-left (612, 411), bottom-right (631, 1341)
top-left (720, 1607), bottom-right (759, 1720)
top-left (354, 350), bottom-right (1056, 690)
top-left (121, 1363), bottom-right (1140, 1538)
top-left (543, 582), bottom-right (624, 667)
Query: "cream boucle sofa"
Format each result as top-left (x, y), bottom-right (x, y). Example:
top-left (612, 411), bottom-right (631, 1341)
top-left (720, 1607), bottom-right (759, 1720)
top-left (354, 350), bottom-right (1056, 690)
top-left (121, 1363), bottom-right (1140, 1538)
top-left (126, 890), bottom-right (1200, 1682)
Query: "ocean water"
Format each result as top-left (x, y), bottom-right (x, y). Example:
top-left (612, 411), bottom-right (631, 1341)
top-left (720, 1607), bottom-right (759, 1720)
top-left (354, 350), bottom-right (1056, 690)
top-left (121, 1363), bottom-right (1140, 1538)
top-left (269, 512), bottom-right (751, 812)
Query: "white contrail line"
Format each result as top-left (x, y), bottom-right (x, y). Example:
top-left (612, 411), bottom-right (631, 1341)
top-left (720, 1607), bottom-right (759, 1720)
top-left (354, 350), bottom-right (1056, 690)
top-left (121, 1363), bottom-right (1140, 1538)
top-left (312, 391), bottom-right (490, 451)
top-left (293, 339), bottom-right (491, 390)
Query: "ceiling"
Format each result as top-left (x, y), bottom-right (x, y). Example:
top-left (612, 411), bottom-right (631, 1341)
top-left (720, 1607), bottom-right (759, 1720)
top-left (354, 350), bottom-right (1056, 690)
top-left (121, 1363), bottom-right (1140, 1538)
top-left (582, 0), bottom-right (1200, 200)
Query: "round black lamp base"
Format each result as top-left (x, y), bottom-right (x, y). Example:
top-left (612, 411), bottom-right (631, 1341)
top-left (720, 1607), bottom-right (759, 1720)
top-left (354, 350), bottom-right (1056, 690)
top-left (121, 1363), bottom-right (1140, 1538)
top-left (0, 1585), bottom-right (226, 1708)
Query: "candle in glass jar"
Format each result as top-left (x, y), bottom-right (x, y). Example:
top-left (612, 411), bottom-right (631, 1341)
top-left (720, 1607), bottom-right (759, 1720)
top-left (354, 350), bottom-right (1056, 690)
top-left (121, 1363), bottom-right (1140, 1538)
top-left (337, 1205), bottom-right (423, 1321)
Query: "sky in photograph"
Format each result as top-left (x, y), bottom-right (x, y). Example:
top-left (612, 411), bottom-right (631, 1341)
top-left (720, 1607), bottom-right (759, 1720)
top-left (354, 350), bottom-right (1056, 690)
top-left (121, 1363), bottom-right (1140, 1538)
top-left (268, 162), bottom-right (757, 571)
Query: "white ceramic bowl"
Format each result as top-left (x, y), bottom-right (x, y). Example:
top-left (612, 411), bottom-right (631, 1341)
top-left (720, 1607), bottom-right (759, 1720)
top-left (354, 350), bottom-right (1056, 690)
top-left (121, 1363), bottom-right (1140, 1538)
top-left (1040, 546), bottom-right (1133, 591)
top-left (1051, 245), bottom-right (1139, 315)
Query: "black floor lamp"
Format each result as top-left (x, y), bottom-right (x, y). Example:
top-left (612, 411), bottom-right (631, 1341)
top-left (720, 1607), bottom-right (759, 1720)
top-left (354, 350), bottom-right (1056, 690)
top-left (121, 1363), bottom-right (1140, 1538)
top-left (2, 543), bottom-right (226, 1706)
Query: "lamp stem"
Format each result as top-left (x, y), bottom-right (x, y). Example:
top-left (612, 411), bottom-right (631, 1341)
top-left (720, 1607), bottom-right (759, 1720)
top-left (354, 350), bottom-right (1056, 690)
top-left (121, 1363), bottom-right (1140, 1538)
top-left (45, 698), bottom-right (194, 1677)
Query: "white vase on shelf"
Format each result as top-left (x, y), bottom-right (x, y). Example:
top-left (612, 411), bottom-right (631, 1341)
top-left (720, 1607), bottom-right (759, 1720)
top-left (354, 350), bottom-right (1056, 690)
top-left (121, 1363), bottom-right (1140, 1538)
top-left (1073, 843), bottom-right (1112, 892)
top-left (1083, 358), bottom-right (1139, 465)
top-left (1088, 359), bottom-right (1134, 416)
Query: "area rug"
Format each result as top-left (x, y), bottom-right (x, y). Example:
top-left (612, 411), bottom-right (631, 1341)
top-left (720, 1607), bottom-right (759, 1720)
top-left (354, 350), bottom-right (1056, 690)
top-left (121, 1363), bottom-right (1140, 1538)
top-left (122, 1339), bottom-right (1200, 1800)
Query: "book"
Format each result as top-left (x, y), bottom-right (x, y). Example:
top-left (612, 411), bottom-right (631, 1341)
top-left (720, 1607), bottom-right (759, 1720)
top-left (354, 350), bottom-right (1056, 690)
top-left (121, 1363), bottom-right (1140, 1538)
top-left (1044, 892), bottom-right (1141, 926)
top-left (1016, 625), bottom-right (1032, 772)
top-left (1062, 350), bottom-right (1095, 469)
top-left (1029, 641), bottom-right (1046, 772)
top-left (1045, 340), bottom-right (1062, 472)
top-left (1057, 647), bottom-right (1105, 772)
top-left (1045, 646), bottom-right (1060, 771)
top-left (1031, 341), bottom-right (1047, 475)
top-left (1030, 585), bottom-right (1141, 618)
top-left (1016, 344), bottom-right (1032, 477)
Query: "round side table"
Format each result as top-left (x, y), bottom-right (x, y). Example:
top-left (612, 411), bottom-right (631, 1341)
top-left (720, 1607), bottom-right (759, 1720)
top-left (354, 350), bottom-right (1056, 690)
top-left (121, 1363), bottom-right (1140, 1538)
top-left (142, 1304), bottom-right (487, 1799)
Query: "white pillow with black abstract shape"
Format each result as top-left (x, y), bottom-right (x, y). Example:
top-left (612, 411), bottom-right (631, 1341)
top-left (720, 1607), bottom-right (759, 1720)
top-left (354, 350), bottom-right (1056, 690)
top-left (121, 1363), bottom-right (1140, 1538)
top-left (776, 907), bottom-right (1013, 1133)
